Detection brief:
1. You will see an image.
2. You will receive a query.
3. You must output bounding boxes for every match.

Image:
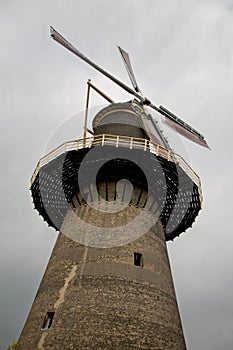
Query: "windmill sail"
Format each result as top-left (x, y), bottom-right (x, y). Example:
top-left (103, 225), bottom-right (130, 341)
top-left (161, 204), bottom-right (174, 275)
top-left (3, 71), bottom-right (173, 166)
top-left (149, 104), bottom-right (210, 149)
top-left (118, 46), bottom-right (141, 94)
top-left (50, 27), bottom-right (144, 103)
top-left (163, 114), bottom-right (209, 148)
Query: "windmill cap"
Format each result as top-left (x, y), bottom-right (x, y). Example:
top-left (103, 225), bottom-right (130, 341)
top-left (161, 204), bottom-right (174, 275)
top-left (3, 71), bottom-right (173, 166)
top-left (92, 101), bottom-right (145, 129)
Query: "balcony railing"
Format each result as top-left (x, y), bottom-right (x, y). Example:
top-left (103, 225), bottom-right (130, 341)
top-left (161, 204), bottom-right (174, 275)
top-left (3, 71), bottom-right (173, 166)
top-left (30, 134), bottom-right (202, 202)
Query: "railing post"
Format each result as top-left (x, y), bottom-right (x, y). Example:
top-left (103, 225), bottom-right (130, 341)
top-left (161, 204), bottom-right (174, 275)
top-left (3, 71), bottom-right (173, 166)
top-left (55, 147), bottom-right (58, 158)
top-left (88, 137), bottom-right (92, 148)
top-left (102, 134), bottom-right (105, 146)
top-left (116, 135), bottom-right (119, 148)
top-left (199, 178), bottom-right (203, 207)
top-left (144, 139), bottom-right (147, 151)
top-left (47, 153), bottom-right (51, 165)
top-left (130, 137), bottom-right (133, 150)
top-left (156, 144), bottom-right (159, 156)
top-left (168, 150), bottom-right (171, 161)
top-left (83, 80), bottom-right (91, 148)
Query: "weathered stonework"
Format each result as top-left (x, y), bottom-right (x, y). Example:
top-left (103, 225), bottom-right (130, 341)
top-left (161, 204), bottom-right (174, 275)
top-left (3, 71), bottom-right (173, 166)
top-left (17, 182), bottom-right (186, 349)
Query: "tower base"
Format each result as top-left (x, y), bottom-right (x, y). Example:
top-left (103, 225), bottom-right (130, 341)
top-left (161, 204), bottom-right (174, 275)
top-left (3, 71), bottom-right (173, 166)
top-left (17, 219), bottom-right (186, 350)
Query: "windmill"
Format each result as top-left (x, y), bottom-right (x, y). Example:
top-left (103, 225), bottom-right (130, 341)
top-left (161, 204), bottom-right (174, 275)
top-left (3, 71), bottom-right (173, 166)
top-left (46, 26), bottom-right (209, 240)
top-left (16, 28), bottom-right (209, 350)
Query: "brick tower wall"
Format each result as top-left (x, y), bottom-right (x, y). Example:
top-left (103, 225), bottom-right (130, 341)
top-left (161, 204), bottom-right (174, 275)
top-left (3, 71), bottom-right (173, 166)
top-left (17, 182), bottom-right (186, 350)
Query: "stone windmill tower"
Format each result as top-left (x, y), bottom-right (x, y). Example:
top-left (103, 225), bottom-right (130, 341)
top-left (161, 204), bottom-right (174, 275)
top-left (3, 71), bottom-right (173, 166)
top-left (16, 28), bottom-right (209, 350)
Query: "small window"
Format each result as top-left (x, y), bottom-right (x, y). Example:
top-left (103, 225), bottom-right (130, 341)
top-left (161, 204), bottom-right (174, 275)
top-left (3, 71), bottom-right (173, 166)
top-left (134, 252), bottom-right (143, 267)
top-left (42, 312), bottom-right (55, 330)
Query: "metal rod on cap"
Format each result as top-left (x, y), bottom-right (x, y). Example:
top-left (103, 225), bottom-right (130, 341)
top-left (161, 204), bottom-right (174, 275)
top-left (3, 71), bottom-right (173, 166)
top-left (88, 80), bottom-right (115, 103)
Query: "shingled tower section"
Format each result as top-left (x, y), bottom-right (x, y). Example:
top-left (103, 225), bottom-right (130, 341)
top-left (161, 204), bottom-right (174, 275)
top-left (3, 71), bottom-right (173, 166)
top-left (17, 101), bottom-right (202, 349)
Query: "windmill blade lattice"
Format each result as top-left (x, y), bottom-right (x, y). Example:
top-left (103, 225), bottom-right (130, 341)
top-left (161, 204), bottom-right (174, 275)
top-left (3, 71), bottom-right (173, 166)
top-left (118, 46), bottom-right (142, 94)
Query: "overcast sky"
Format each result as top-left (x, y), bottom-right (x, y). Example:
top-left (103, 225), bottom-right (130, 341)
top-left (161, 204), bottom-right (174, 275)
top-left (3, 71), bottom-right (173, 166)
top-left (1, 0), bottom-right (233, 349)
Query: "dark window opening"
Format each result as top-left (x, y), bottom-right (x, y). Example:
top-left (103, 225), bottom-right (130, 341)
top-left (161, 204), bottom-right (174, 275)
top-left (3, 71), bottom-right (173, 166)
top-left (134, 252), bottom-right (143, 267)
top-left (42, 312), bottom-right (55, 330)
